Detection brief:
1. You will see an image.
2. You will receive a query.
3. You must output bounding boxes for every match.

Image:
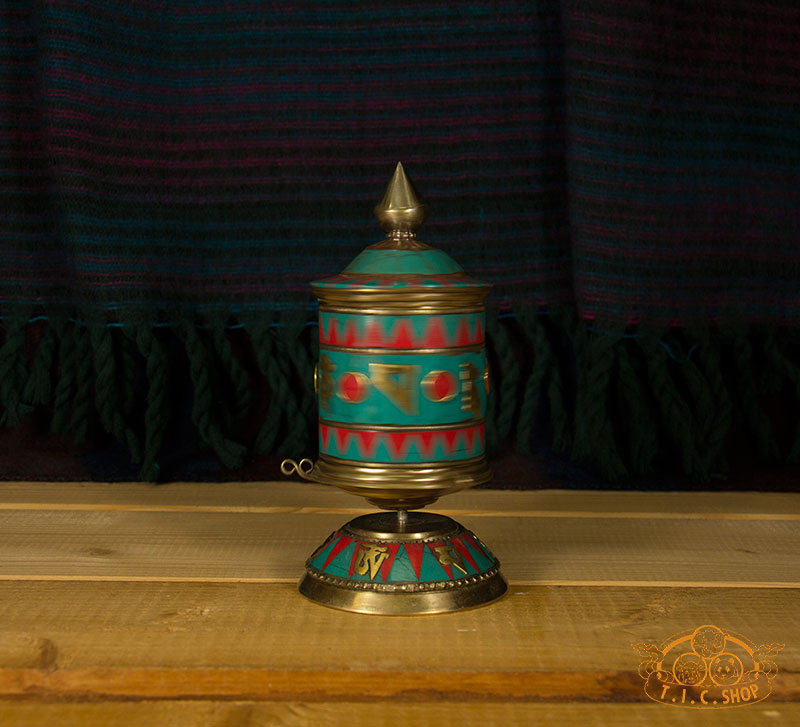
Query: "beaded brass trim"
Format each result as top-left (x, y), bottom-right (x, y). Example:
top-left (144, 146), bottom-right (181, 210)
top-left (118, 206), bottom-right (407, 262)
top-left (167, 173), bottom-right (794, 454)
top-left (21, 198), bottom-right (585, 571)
top-left (303, 563), bottom-right (501, 593)
top-left (298, 565), bottom-right (508, 614)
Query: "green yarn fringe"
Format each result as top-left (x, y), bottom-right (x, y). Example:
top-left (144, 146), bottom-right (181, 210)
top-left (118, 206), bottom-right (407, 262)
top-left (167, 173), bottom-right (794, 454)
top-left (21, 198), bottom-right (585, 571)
top-left (0, 310), bottom-right (799, 482)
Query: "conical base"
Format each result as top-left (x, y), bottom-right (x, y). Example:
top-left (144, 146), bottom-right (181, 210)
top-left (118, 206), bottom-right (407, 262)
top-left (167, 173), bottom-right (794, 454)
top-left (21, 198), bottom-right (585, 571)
top-left (299, 511), bottom-right (507, 615)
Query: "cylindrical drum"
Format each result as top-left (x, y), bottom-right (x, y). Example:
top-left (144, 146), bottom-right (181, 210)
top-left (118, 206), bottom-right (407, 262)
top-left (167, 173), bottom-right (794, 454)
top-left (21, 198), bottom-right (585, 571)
top-left (309, 165), bottom-right (491, 510)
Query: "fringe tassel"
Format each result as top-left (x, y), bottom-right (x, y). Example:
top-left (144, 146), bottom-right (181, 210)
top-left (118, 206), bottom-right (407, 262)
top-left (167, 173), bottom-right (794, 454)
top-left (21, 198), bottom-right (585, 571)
top-left (2, 310), bottom-right (800, 482)
top-left (0, 318), bottom-right (33, 427)
top-left (130, 325), bottom-right (170, 482)
top-left (209, 316), bottom-right (252, 427)
top-left (69, 324), bottom-right (93, 445)
top-left (91, 325), bottom-right (142, 463)
top-left (251, 321), bottom-right (309, 455)
top-left (23, 323), bottom-right (59, 407)
top-left (176, 319), bottom-right (247, 470)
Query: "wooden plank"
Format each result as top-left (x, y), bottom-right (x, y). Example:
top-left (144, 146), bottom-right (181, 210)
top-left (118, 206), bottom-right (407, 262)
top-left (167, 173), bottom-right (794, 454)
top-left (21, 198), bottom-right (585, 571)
top-left (0, 481), bottom-right (798, 518)
top-left (0, 507), bottom-right (797, 586)
top-left (0, 583), bottom-right (796, 702)
top-left (2, 701), bottom-right (797, 727)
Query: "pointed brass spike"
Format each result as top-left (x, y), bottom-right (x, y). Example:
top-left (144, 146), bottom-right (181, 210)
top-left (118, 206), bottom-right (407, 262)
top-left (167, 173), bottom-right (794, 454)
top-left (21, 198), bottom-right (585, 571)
top-left (374, 162), bottom-right (428, 244)
top-left (379, 162), bottom-right (421, 212)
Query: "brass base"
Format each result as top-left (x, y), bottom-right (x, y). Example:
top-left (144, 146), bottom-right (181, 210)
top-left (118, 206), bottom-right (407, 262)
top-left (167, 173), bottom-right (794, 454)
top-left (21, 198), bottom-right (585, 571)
top-left (299, 511), bottom-right (507, 615)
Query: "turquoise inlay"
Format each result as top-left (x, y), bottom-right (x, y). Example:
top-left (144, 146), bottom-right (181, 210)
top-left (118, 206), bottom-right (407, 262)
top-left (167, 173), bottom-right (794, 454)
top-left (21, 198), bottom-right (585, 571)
top-left (463, 538), bottom-right (494, 570)
top-left (309, 538), bottom-right (338, 571)
top-left (462, 539), bottom-right (494, 572)
top-left (386, 547), bottom-right (418, 583)
top-left (459, 556), bottom-right (479, 577)
top-left (342, 248), bottom-right (463, 275)
top-left (419, 545), bottom-right (449, 582)
top-left (320, 541), bottom-right (357, 579)
top-left (319, 350), bottom-right (486, 426)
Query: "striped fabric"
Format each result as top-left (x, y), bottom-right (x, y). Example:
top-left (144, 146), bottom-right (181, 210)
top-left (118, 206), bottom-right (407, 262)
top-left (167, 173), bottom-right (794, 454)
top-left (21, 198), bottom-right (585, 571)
top-left (3, 1), bottom-right (798, 326)
top-left (2, 1), bottom-right (800, 481)
top-left (1, 0), bottom-right (570, 320)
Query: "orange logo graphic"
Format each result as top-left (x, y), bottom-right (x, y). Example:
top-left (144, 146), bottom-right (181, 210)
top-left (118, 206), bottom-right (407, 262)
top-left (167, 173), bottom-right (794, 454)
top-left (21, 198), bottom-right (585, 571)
top-left (633, 624), bottom-right (783, 709)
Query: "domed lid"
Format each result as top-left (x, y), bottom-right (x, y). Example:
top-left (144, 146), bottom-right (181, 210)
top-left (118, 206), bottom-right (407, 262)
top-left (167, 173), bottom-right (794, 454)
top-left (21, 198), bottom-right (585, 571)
top-left (312, 163), bottom-right (490, 310)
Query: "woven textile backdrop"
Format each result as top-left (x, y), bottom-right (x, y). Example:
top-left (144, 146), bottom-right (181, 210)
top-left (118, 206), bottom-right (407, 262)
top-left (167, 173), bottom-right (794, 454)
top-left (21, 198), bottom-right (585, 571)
top-left (2, 0), bottom-right (800, 481)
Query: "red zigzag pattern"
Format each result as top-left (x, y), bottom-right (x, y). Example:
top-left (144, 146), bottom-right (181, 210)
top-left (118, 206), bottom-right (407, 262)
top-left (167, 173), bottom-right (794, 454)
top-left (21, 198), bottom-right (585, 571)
top-left (319, 424), bottom-right (484, 460)
top-left (319, 315), bottom-right (483, 349)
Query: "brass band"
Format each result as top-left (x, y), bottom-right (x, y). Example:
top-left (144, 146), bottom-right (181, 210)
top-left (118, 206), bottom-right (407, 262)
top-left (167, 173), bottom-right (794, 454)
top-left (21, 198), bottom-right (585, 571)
top-left (319, 417), bottom-right (484, 432)
top-left (316, 293), bottom-right (488, 314)
top-left (298, 566), bottom-right (507, 615)
top-left (309, 454), bottom-right (492, 510)
top-left (319, 343), bottom-right (485, 356)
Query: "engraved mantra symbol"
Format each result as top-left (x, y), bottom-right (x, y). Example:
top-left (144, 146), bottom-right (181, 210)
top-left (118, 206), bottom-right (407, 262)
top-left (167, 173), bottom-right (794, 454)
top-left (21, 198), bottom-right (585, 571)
top-left (459, 362), bottom-right (482, 418)
top-left (354, 543), bottom-right (390, 579)
top-left (368, 363), bottom-right (420, 415)
top-left (321, 361), bottom-right (487, 416)
top-left (318, 354), bottom-right (337, 411)
top-left (434, 544), bottom-right (468, 575)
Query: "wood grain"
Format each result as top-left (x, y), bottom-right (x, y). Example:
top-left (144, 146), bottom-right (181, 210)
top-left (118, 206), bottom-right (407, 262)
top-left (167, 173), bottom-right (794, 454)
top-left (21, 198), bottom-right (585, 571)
top-left (0, 507), bottom-right (797, 586)
top-left (0, 481), bottom-right (798, 517)
top-left (0, 583), bottom-right (796, 675)
top-left (2, 701), bottom-right (797, 727)
top-left (0, 482), bottom-right (797, 723)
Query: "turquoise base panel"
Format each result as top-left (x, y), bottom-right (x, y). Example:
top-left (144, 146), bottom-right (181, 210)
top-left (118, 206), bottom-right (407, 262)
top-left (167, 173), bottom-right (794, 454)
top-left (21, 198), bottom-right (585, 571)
top-left (308, 528), bottom-right (499, 586)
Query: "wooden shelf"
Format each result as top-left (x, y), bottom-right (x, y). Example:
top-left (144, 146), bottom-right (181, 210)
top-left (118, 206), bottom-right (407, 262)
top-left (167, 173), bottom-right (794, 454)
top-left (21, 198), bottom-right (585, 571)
top-left (0, 481), bottom-right (798, 725)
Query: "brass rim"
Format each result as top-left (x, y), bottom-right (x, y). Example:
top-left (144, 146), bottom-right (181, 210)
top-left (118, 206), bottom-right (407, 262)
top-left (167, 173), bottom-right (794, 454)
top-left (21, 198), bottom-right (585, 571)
top-left (318, 418), bottom-right (484, 432)
top-left (309, 455), bottom-right (492, 510)
top-left (298, 568), bottom-right (507, 615)
top-left (315, 293), bottom-right (489, 313)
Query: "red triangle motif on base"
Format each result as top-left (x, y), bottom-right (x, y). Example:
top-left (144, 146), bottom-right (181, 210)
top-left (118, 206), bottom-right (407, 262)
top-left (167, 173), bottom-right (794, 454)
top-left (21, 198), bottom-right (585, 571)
top-left (380, 543), bottom-right (402, 582)
top-left (404, 542), bottom-right (425, 581)
top-left (450, 537), bottom-right (480, 573)
top-left (461, 531), bottom-right (492, 560)
top-left (427, 541), bottom-right (454, 580)
top-left (321, 534), bottom-right (354, 572)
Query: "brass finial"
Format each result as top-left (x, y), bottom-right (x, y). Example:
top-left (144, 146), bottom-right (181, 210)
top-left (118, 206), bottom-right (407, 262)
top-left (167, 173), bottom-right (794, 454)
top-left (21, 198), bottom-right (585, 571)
top-left (374, 162), bottom-right (428, 248)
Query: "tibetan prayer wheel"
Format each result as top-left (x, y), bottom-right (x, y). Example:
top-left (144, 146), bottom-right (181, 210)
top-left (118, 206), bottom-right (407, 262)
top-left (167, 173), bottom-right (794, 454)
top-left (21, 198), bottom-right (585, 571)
top-left (282, 163), bottom-right (507, 614)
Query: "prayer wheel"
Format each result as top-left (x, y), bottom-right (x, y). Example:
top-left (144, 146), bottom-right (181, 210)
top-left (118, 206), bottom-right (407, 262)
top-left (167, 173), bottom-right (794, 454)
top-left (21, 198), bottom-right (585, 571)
top-left (282, 163), bottom-right (506, 614)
